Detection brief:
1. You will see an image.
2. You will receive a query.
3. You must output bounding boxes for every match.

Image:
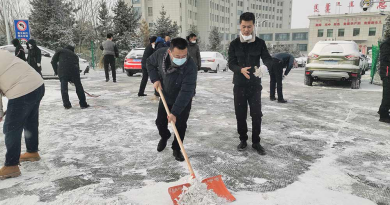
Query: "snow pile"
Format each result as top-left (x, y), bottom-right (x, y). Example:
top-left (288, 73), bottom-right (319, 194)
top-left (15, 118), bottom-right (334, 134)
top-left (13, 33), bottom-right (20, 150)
top-left (176, 179), bottom-right (228, 205)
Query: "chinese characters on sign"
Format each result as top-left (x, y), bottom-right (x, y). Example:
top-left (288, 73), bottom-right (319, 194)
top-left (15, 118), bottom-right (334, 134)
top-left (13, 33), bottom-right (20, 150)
top-left (377, 0), bottom-right (387, 9)
top-left (314, 4), bottom-right (319, 13)
top-left (325, 3), bottom-right (331, 13)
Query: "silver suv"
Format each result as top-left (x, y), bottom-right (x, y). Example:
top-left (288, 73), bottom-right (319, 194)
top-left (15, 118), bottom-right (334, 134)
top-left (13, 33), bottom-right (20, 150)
top-left (305, 41), bottom-right (364, 89)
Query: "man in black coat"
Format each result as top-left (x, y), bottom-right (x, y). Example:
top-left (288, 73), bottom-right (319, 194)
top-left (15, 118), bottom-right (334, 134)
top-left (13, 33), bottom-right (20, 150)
top-left (26, 39), bottom-right (42, 76)
top-left (138, 36), bottom-right (157, 97)
top-left (269, 53), bottom-right (297, 103)
top-left (379, 37), bottom-right (390, 123)
top-left (228, 12), bottom-right (272, 155)
top-left (51, 45), bottom-right (89, 109)
top-left (11, 39), bottom-right (26, 61)
top-left (147, 38), bottom-right (197, 162)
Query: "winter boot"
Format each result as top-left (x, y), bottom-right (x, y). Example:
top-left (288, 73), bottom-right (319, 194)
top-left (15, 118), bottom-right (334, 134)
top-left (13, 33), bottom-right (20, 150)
top-left (81, 104), bottom-right (90, 109)
top-left (173, 150), bottom-right (185, 162)
top-left (20, 152), bottom-right (41, 162)
top-left (237, 141), bottom-right (247, 151)
top-left (0, 166), bottom-right (21, 179)
top-left (138, 93), bottom-right (147, 97)
top-left (157, 138), bottom-right (168, 152)
top-left (379, 112), bottom-right (390, 123)
top-left (278, 99), bottom-right (288, 103)
top-left (270, 96), bottom-right (276, 101)
top-left (252, 143), bottom-right (266, 155)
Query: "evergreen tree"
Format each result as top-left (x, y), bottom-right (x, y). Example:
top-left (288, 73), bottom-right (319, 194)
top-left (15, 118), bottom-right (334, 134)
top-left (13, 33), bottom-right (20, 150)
top-left (97, 0), bottom-right (112, 39)
top-left (153, 6), bottom-right (180, 38)
top-left (112, 0), bottom-right (140, 50)
top-left (29, 0), bottom-right (77, 49)
top-left (208, 27), bottom-right (222, 51)
top-left (139, 19), bottom-right (150, 47)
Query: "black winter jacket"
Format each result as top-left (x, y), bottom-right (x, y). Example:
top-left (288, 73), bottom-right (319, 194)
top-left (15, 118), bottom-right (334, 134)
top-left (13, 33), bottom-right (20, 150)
top-left (273, 53), bottom-right (295, 76)
top-left (228, 37), bottom-right (272, 86)
top-left (51, 46), bottom-right (80, 78)
top-left (187, 42), bottom-right (201, 70)
top-left (27, 39), bottom-right (41, 72)
top-left (141, 44), bottom-right (155, 69)
top-left (11, 39), bottom-right (26, 61)
top-left (380, 38), bottom-right (390, 79)
top-left (146, 47), bottom-right (197, 116)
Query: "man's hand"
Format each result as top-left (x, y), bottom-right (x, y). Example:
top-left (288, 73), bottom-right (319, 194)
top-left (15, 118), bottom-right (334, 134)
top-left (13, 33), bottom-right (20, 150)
top-left (167, 114), bottom-right (176, 123)
top-left (241, 67), bottom-right (251, 79)
top-left (154, 81), bottom-right (162, 92)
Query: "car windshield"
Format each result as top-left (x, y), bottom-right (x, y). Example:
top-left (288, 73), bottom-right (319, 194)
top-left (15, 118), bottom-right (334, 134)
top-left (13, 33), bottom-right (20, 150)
top-left (201, 52), bottom-right (215, 58)
top-left (127, 49), bottom-right (144, 58)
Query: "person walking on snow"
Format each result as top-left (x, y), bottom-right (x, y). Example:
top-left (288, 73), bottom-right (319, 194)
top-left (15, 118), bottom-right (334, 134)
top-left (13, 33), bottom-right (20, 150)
top-left (100, 33), bottom-right (119, 82)
top-left (147, 38), bottom-right (197, 162)
top-left (138, 36), bottom-right (157, 97)
top-left (268, 53), bottom-right (297, 103)
top-left (26, 39), bottom-right (42, 76)
top-left (0, 50), bottom-right (45, 179)
top-left (51, 45), bottom-right (90, 109)
top-left (378, 33), bottom-right (390, 123)
top-left (11, 38), bottom-right (26, 61)
top-left (228, 12), bottom-right (273, 155)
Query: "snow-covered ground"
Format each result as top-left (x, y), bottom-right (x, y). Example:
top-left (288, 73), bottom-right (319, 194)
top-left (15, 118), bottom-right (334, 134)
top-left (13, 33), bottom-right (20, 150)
top-left (0, 68), bottom-right (389, 205)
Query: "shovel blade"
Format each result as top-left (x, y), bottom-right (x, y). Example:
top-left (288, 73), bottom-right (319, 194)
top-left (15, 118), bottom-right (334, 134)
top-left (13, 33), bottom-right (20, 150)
top-left (168, 175), bottom-right (235, 205)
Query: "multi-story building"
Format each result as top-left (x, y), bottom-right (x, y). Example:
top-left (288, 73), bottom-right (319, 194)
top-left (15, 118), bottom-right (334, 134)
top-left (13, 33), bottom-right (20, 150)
top-left (125, 0), bottom-right (293, 49)
top-left (308, 12), bottom-right (389, 55)
top-left (258, 28), bottom-right (309, 55)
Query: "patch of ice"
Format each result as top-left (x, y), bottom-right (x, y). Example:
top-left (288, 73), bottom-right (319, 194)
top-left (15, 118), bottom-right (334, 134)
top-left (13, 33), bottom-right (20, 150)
top-left (253, 178), bottom-right (268, 184)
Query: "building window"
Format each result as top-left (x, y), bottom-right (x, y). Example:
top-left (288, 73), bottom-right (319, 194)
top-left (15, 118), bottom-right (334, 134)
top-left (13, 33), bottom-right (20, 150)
top-left (353, 28), bottom-right (360, 36)
top-left (338, 29), bottom-right (345, 37)
top-left (327, 29), bottom-right (333, 38)
top-left (232, 34), bottom-right (237, 39)
top-left (149, 23), bottom-right (153, 28)
top-left (369, 27), bottom-right (376, 36)
top-left (275, 33), bottom-right (290, 41)
top-left (237, 10), bottom-right (243, 15)
top-left (132, 0), bottom-right (140, 3)
top-left (260, 34), bottom-right (273, 41)
top-left (318, 29), bottom-right (324, 37)
top-left (292, 32), bottom-right (308, 41)
top-left (297, 44), bottom-right (308, 51)
top-left (147, 7), bottom-right (153, 16)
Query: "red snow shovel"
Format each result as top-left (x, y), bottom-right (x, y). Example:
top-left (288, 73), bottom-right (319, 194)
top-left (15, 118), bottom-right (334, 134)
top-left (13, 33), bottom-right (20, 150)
top-left (157, 88), bottom-right (236, 205)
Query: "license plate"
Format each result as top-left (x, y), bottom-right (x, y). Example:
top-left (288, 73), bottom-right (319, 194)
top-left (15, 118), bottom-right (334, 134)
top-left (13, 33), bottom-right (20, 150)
top-left (133, 59), bottom-right (141, 62)
top-left (324, 60), bottom-right (338, 65)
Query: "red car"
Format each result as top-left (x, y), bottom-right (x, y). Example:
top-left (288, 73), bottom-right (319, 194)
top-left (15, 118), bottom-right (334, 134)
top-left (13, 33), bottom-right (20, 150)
top-left (124, 48), bottom-right (145, 76)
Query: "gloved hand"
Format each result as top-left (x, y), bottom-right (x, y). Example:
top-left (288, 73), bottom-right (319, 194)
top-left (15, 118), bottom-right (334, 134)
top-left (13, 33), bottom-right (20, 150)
top-left (37, 63), bottom-right (41, 67)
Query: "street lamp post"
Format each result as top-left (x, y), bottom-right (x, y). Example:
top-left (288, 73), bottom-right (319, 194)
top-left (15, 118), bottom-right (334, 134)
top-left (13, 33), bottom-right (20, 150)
top-left (2, 0), bottom-right (11, 45)
top-left (256, 19), bottom-right (269, 37)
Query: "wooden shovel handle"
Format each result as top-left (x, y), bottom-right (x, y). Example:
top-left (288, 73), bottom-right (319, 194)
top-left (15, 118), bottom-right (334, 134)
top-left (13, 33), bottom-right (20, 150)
top-left (157, 87), bottom-right (196, 178)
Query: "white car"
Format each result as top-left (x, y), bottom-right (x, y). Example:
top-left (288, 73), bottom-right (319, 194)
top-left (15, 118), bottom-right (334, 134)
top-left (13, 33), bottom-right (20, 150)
top-left (200, 51), bottom-right (228, 73)
top-left (295, 57), bottom-right (307, 67)
top-left (0, 45), bottom-right (90, 78)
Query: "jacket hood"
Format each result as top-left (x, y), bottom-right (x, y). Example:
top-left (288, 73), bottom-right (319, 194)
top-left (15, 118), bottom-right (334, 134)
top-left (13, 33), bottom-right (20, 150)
top-left (155, 37), bottom-right (165, 44)
top-left (65, 45), bottom-right (75, 52)
top-left (12, 39), bottom-right (20, 47)
top-left (27, 39), bottom-right (37, 47)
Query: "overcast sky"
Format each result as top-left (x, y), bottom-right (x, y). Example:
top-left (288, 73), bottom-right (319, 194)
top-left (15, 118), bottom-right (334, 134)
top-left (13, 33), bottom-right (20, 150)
top-left (292, 0), bottom-right (390, 28)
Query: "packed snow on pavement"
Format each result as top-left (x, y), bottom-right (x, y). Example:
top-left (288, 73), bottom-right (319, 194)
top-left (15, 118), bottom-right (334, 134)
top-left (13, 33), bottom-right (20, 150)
top-left (0, 68), bottom-right (389, 205)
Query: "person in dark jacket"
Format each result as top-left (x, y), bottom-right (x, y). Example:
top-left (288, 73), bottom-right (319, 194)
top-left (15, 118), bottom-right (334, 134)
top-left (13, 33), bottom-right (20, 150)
top-left (51, 45), bottom-right (89, 109)
top-left (379, 37), bottom-right (390, 123)
top-left (100, 33), bottom-right (119, 82)
top-left (186, 33), bottom-right (201, 71)
top-left (11, 38), bottom-right (26, 61)
top-left (146, 38), bottom-right (197, 162)
top-left (228, 12), bottom-right (272, 155)
top-left (26, 39), bottom-right (42, 76)
top-left (165, 36), bottom-right (171, 47)
top-left (138, 36), bottom-right (157, 97)
top-left (269, 53), bottom-right (297, 103)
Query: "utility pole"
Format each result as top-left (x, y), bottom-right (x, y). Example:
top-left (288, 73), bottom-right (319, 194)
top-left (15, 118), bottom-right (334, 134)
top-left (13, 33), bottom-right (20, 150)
top-left (2, 0), bottom-right (11, 45)
top-left (256, 19), bottom-right (269, 37)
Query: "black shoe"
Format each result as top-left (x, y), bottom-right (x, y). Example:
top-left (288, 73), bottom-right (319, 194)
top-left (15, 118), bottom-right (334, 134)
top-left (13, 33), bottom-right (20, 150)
top-left (173, 150), bottom-right (185, 162)
top-left (106, 79), bottom-right (109, 82)
top-left (252, 143), bottom-right (266, 155)
top-left (278, 99), bottom-right (288, 103)
top-left (113, 80), bottom-right (117, 83)
top-left (157, 138), bottom-right (168, 152)
top-left (81, 104), bottom-right (90, 109)
top-left (270, 97), bottom-right (276, 101)
top-left (138, 93), bottom-right (147, 97)
top-left (64, 105), bottom-right (72, 109)
top-left (379, 118), bottom-right (390, 123)
top-left (237, 141), bottom-right (247, 151)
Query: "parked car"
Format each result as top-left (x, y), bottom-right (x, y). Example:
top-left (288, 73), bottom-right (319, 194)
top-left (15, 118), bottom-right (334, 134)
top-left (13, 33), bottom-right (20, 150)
top-left (305, 41), bottom-right (364, 89)
top-left (0, 45), bottom-right (90, 78)
top-left (367, 56), bottom-right (372, 70)
top-left (295, 56), bottom-right (307, 67)
top-left (359, 54), bottom-right (369, 72)
top-left (124, 48), bottom-right (144, 76)
top-left (200, 51), bottom-right (228, 73)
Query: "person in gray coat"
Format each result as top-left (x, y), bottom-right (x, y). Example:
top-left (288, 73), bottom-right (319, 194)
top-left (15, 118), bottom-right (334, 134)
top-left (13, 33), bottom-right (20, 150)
top-left (100, 33), bottom-right (119, 82)
top-left (186, 33), bottom-right (201, 71)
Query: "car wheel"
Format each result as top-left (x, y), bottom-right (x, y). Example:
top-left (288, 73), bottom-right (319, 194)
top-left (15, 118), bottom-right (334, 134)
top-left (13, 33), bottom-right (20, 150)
top-left (304, 75), bottom-right (313, 86)
top-left (126, 70), bottom-right (133, 77)
top-left (204, 70), bottom-right (208, 73)
top-left (215, 65), bottom-right (219, 73)
top-left (351, 78), bottom-right (360, 89)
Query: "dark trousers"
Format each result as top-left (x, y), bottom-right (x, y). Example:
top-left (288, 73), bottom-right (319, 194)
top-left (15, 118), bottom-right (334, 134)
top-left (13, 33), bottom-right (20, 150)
top-left (379, 78), bottom-right (390, 118)
top-left (138, 67), bottom-right (149, 95)
top-left (104, 55), bottom-right (116, 81)
top-left (3, 85), bottom-right (45, 166)
top-left (60, 76), bottom-right (87, 108)
top-left (156, 100), bottom-right (192, 151)
top-left (269, 60), bottom-right (284, 100)
top-left (234, 85), bottom-right (263, 144)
